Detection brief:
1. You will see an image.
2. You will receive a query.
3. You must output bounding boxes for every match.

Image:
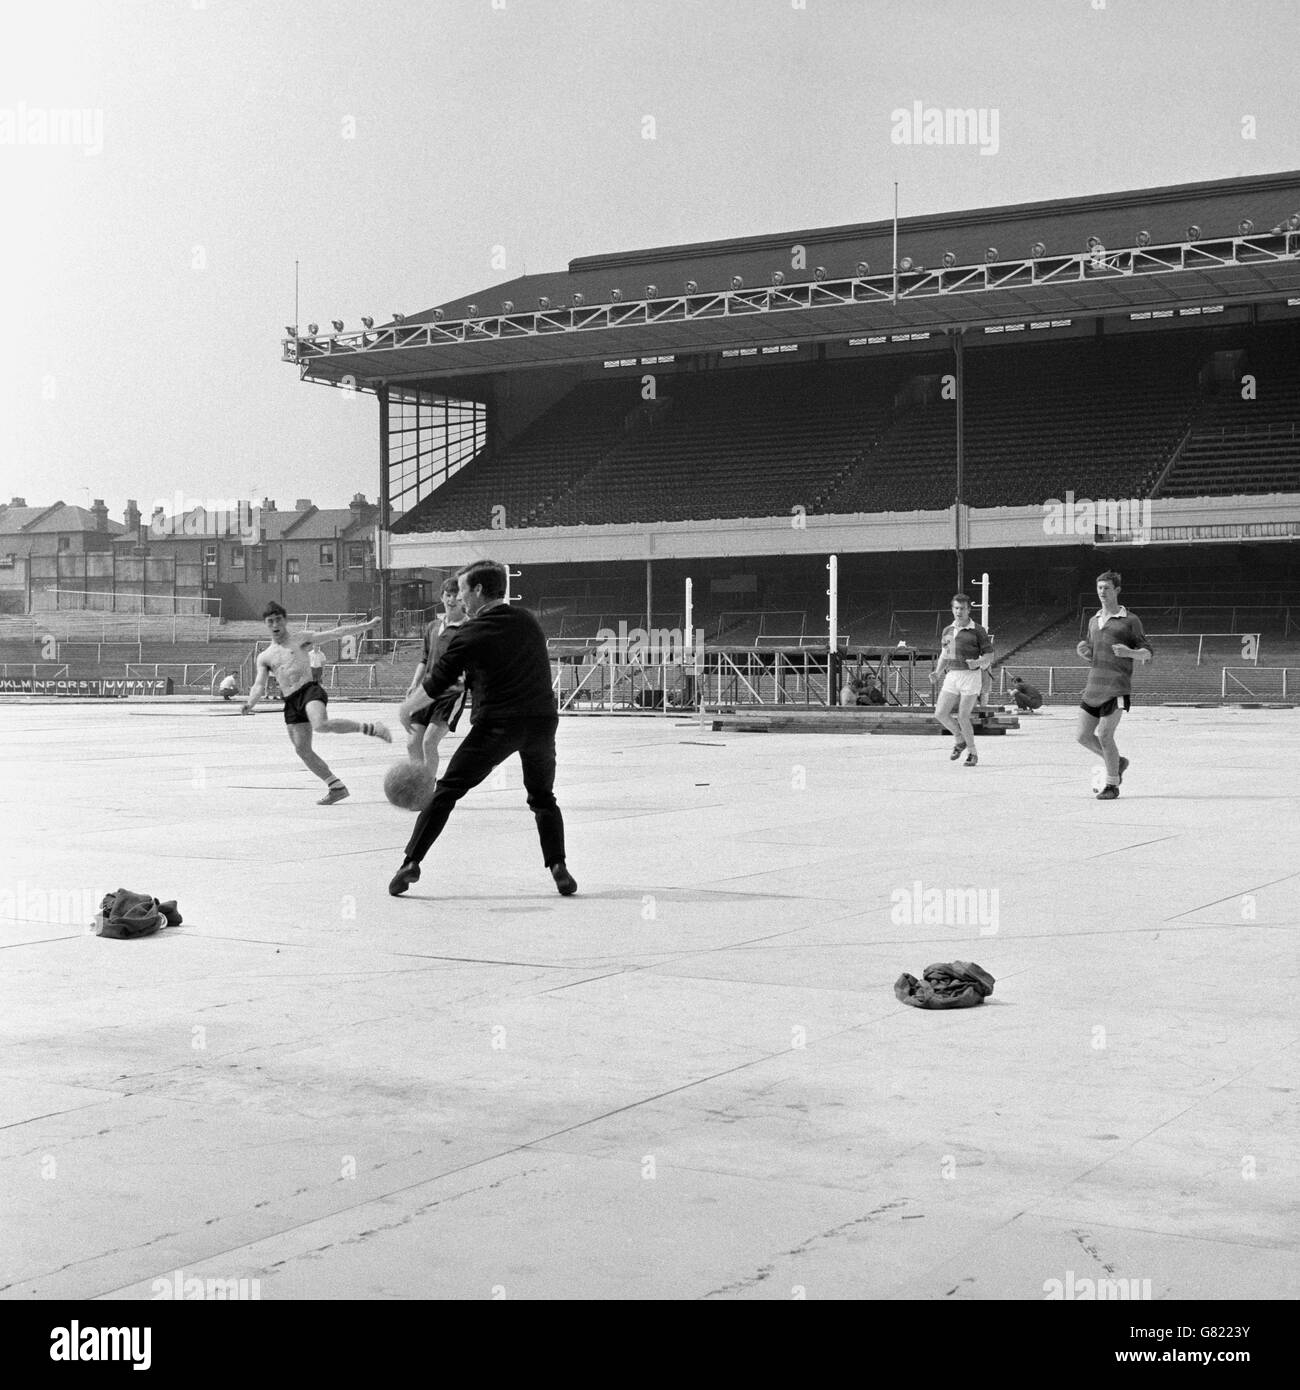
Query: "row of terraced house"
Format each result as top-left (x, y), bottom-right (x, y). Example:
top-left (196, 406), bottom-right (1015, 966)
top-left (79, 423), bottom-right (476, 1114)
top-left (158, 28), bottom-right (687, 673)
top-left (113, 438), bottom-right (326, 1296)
top-left (0, 494), bottom-right (382, 621)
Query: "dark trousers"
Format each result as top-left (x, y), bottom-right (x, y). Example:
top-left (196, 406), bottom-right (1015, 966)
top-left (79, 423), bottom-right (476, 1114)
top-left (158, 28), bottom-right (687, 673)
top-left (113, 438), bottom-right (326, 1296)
top-left (404, 714), bottom-right (565, 867)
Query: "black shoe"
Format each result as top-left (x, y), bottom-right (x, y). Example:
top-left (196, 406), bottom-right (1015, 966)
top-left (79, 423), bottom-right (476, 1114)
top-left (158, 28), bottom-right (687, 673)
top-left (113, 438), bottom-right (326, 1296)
top-left (550, 861), bottom-right (578, 896)
top-left (949, 741), bottom-right (966, 760)
top-left (1117, 756), bottom-right (1129, 784)
top-left (389, 860), bottom-right (421, 896)
top-left (1096, 783), bottom-right (1120, 800)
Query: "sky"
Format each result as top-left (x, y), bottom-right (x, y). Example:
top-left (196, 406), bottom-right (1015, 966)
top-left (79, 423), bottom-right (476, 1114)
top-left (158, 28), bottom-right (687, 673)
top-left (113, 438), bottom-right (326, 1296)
top-left (2, 0), bottom-right (1298, 522)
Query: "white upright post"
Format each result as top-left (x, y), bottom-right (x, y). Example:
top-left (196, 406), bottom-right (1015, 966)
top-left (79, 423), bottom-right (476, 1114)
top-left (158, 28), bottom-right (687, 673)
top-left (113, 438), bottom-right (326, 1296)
top-left (827, 555), bottom-right (839, 647)
top-left (686, 577), bottom-right (702, 726)
top-left (979, 570), bottom-right (992, 709)
top-left (827, 554), bottom-right (840, 708)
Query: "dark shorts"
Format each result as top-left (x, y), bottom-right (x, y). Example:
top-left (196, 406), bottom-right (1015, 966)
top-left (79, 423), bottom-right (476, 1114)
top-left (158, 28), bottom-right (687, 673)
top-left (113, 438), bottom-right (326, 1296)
top-left (1079, 694), bottom-right (1131, 719)
top-left (283, 681), bottom-right (328, 725)
top-left (411, 689), bottom-right (466, 732)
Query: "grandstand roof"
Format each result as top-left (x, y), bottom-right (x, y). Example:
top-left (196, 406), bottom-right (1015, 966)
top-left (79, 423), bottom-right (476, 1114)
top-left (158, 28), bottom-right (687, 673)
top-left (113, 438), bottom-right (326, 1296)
top-left (289, 171), bottom-right (1300, 387)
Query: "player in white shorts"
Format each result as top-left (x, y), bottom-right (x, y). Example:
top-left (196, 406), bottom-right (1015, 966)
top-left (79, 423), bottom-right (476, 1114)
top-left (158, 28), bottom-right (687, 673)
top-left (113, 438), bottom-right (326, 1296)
top-left (932, 593), bottom-right (994, 767)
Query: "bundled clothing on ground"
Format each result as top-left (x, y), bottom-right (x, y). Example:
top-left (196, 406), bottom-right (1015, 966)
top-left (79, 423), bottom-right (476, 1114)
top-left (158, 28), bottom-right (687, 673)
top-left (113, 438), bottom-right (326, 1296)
top-left (894, 960), bottom-right (995, 1010)
top-left (93, 889), bottom-right (183, 939)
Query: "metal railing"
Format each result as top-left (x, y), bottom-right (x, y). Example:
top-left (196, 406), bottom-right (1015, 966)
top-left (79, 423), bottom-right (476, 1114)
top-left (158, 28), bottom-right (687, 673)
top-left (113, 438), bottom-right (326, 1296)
top-left (326, 665), bottom-right (379, 691)
top-left (0, 615), bottom-right (214, 642)
top-left (997, 665), bottom-right (1087, 696)
top-left (35, 588), bottom-right (222, 617)
top-left (1146, 633), bottom-right (1260, 666)
top-left (554, 660), bottom-right (697, 713)
top-left (1221, 667), bottom-right (1296, 700)
top-left (124, 663), bottom-right (220, 692)
top-left (0, 663), bottom-right (69, 681)
top-left (60, 641), bottom-right (144, 663)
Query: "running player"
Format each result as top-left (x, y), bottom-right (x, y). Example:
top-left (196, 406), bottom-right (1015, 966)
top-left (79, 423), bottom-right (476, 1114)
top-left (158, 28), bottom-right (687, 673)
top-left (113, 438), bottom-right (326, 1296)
top-left (933, 593), bottom-right (994, 766)
top-left (242, 603), bottom-right (391, 805)
top-left (1075, 570), bottom-right (1153, 800)
top-left (404, 576), bottom-right (468, 777)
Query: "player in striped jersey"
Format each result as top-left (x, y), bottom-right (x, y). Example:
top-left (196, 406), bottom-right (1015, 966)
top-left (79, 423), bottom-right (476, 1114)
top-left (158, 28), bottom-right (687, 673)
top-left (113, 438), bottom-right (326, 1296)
top-left (404, 576), bottom-right (468, 780)
top-left (933, 593), bottom-right (995, 766)
top-left (1075, 570), bottom-right (1153, 800)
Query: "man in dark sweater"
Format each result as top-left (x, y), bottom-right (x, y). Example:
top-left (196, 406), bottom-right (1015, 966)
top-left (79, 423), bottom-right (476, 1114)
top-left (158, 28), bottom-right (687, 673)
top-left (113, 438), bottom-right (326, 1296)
top-left (1006, 674), bottom-right (1044, 712)
top-left (1075, 570), bottom-right (1153, 800)
top-left (390, 559), bottom-right (576, 898)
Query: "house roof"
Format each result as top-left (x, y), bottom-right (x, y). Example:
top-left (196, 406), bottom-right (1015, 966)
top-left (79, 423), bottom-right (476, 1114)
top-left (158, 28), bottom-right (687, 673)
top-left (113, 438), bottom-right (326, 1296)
top-left (0, 503), bottom-right (124, 536)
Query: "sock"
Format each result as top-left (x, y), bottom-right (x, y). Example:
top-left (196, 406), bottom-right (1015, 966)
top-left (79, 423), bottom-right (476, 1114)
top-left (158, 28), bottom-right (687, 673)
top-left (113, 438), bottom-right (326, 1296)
top-left (361, 722), bottom-right (377, 737)
top-left (326, 775), bottom-right (344, 789)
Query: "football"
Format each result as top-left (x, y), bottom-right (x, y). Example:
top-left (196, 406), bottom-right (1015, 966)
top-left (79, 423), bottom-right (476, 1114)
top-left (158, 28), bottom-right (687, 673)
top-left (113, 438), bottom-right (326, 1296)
top-left (384, 760), bottom-right (437, 811)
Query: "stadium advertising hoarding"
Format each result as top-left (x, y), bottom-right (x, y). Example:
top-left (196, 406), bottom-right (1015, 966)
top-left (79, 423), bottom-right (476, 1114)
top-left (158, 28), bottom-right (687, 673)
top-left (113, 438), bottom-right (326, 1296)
top-left (0, 677), bottom-right (172, 697)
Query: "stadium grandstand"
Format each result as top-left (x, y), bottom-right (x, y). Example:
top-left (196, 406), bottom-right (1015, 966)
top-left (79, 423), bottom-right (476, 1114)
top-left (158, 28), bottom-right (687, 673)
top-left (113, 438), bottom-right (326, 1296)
top-left (22, 172), bottom-right (1300, 709)
top-left (291, 171), bottom-right (1300, 709)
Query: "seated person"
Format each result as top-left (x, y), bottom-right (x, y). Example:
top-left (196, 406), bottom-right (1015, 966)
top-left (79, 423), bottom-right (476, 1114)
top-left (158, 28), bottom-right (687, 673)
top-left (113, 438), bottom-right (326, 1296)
top-left (840, 672), bottom-right (887, 706)
top-left (859, 676), bottom-right (887, 705)
top-left (218, 672), bottom-right (239, 701)
top-left (1006, 674), bottom-right (1044, 711)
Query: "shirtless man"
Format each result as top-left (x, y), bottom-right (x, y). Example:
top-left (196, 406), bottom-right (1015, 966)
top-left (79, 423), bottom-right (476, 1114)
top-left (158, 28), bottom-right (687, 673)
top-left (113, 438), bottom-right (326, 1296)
top-left (242, 602), bottom-right (391, 804)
